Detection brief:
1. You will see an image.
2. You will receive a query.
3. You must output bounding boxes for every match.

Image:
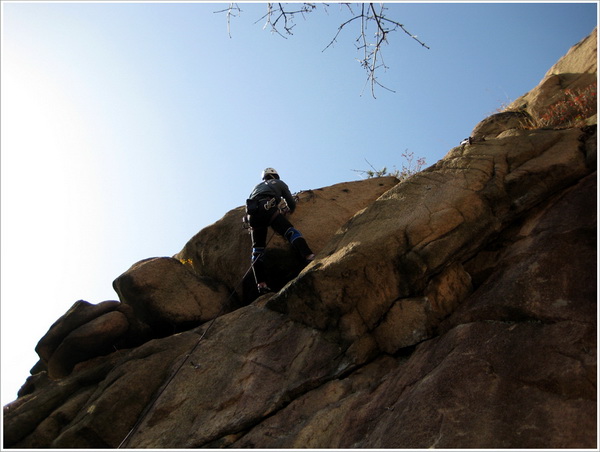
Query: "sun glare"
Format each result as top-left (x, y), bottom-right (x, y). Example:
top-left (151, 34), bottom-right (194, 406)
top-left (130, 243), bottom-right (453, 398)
top-left (1, 45), bottom-right (102, 402)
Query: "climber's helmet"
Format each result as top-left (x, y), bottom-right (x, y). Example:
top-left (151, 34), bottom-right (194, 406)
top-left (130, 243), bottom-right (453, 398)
top-left (262, 167), bottom-right (279, 180)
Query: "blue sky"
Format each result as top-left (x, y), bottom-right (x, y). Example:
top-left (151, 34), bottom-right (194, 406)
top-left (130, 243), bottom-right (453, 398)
top-left (1, 1), bottom-right (597, 405)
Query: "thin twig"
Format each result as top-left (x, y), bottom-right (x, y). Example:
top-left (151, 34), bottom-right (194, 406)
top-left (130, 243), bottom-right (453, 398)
top-left (214, 3), bottom-right (242, 39)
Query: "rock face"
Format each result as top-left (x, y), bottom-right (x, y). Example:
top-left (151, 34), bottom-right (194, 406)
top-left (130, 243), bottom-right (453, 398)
top-left (3, 30), bottom-right (597, 449)
top-left (174, 177), bottom-right (399, 303)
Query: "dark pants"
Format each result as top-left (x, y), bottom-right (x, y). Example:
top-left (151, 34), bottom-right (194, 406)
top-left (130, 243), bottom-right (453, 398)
top-left (248, 200), bottom-right (312, 285)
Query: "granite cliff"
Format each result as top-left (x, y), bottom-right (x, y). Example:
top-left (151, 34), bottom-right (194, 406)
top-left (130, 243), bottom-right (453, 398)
top-left (3, 29), bottom-right (597, 449)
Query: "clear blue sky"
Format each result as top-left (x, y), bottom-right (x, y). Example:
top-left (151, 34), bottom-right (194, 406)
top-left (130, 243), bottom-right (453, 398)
top-left (1, 1), bottom-right (597, 405)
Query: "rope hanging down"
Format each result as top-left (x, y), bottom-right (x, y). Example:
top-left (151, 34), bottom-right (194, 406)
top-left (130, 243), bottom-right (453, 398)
top-left (118, 230), bottom-right (275, 448)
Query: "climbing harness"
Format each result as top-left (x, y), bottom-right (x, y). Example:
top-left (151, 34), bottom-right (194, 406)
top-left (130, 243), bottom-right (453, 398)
top-left (117, 231), bottom-right (275, 448)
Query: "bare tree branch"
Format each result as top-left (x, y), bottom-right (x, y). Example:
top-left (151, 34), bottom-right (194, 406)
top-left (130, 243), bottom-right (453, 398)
top-left (256, 3), bottom-right (317, 37)
top-left (215, 2), bottom-right (429, 98)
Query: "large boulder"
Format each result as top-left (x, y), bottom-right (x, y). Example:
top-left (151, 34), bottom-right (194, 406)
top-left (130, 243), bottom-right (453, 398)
top-left (47, 310), bottom-right (129, 379)
top-left (31, 300), bottom-right (133, 380)
top-left (471, 109), bottom-right (533, 141)
top-left (113, 257), bottom-right (231, 336)
top-left (35, 300), bottom-right (121, 364)
top-left (21, 300), bottom-right (152, 387)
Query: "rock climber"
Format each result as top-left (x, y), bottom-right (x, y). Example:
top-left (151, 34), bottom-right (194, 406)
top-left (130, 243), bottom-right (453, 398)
top-left (245, 167), bottom-right (315, 294)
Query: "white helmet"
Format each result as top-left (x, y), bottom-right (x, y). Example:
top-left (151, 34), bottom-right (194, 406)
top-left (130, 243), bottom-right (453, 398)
top-left (261, 167), bottom-right (279, 180)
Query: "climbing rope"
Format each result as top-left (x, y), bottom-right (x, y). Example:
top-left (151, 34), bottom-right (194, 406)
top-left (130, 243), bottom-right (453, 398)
top-left (117, 229), bottom-right (275, 448)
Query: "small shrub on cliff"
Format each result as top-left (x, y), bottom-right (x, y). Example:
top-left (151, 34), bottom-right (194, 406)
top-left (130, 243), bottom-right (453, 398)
top-left (354, 150), bottom-right (426, 181)
top-left (537, 84), bottom-right (597, 128)
top-left (497, 83), bottom-right (596, 131)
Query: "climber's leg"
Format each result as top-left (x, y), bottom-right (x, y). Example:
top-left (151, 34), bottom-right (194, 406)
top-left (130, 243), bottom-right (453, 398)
top-left (270, 214), bottom-right (314, 261)
top-left (250, 226), bottom-right (270, 292)
top-left (285, 229), bottom-right (313, 261)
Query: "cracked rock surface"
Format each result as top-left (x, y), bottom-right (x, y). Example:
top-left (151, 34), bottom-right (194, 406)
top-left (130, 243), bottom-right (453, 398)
top-left (3, 29), bottom-right (597, 449)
